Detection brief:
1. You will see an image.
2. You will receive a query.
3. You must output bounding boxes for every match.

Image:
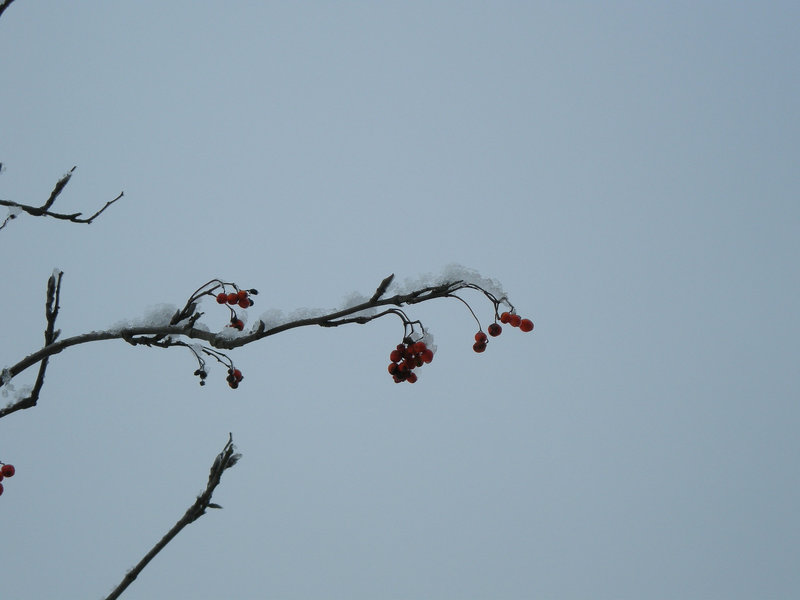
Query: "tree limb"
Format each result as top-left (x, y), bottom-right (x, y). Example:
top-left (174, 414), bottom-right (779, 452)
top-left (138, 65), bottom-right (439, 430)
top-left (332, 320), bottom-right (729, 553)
top-left (1, 276), bottom-right (512, 418)
top-left (103, 434), bottom-right (241, 600)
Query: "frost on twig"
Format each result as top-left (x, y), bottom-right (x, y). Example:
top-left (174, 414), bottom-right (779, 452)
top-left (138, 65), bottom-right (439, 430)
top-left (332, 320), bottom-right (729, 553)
top-left (0, 166), bottom-right (124, 230)
top-left (103, 434), bottom-right (241, 600)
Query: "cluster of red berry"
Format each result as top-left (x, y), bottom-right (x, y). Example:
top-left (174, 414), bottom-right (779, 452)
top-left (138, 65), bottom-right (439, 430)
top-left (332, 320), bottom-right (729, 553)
top-left (473, 312), bottom-right (534, 352)
top-left (214, 288), bottom-right (257, 331)
top-left (0, 463), bottom-right (16, 496)
top-left (226, 368), bottom-right (244, 389)
top-left (388, 339), bottom-right (434, 384)
top-left (216, 289), bottom-right (256, 309)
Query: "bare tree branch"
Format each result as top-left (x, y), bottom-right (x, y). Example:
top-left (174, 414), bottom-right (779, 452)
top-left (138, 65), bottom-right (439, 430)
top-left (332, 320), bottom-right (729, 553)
top-left (103, 433), bottom-right (241, 600)
top-left (0, 166), bottom-right (124, 230)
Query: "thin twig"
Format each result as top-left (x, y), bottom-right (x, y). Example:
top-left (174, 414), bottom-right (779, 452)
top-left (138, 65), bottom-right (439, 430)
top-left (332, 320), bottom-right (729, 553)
top-left (42, 166), bottom-right (75, 210)
top-left (369, 273), bottom-right (394, 302)
top-left (103, 434), bottom-right (241, 600)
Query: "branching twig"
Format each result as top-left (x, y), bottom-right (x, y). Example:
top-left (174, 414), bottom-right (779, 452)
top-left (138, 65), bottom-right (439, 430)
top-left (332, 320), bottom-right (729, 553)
top-left (0, 166), bottom-right (124, 229)
top-left (103, 434), bottom-right (241, 600)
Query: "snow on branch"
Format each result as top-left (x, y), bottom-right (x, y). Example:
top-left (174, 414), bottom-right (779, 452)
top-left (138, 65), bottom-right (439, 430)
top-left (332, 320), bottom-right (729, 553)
top-left (1, 266), bottom-right (534, 417)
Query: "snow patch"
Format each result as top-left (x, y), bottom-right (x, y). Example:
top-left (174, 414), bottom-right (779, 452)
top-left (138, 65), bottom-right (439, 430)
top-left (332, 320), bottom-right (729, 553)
top-left (390, 263), bottom-right (507, 299)
top-left (108, 303), bottom-right (181, 332)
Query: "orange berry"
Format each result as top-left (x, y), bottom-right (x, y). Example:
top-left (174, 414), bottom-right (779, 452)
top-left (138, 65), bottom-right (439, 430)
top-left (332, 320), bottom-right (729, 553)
top-left (216, 292), bottom-right (228, 304)
top-left (500, 312), bottom-right (511, 324)
top-left (227, 293), bottom-right (238, 304)
top-left (509, 314), bottom-right (522, 328)
top-left (237, 289), bottom-right (248, 301)
top-left (520, 318), bottom-right (534, 332)
top-left (238, 298), bottom-right (250, 309)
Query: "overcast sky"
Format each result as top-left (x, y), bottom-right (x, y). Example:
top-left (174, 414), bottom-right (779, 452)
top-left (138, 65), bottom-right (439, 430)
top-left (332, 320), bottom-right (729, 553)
top-left (1, 2), bottom-right (799, 599)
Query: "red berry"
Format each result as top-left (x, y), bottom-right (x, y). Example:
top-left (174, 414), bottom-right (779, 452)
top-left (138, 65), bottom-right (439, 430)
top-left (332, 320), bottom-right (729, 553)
top-left (407, 372), bottom-right (418, 383)
top-left (390, 349), bottom-right (402, 363)
top-left (1, 464), bottom-right (14, 477)
top-left (520, 318), bottom-right (534, 332)
top-left (487, 323), bottom-right (502, 337)
top-left (473, 341), bottom-right (487, 353)
top-left (475, 331), bottom-right (488, 344)
top-left (0, 482), bottom-right (3, 496)
top-left (0, 473), bottom-right (3, 481)
top-left (388, 362), bottom-right (398, 374)
top-left (232, 369), bottom-right (243, 381)
top-left (421, 349), bottom-right (434, 363)
top-left (227, 293), bottom-right (238, 305)
top-left (237, 289), bottom-right (248, 301)
top-left (238, 298), bottom-right (250, 309)
top-left (413, 341), bottom-right (427, 354)
top-left (216, 292), bottom-right (227, 304)
top-left (509, 314), bottom-right (522, 328)
top-left (500, 312), bottom-right (511, 324)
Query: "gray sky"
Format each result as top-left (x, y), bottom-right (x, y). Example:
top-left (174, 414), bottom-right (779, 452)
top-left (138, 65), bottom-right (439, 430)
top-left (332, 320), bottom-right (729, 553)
top-left (1, 2), bottom-right (798, 599)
